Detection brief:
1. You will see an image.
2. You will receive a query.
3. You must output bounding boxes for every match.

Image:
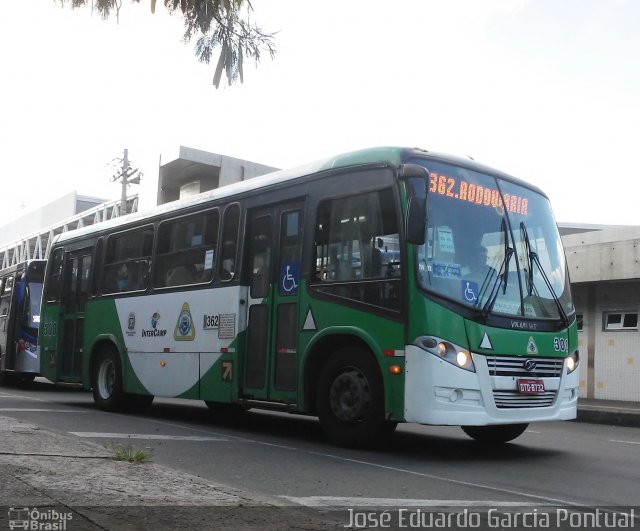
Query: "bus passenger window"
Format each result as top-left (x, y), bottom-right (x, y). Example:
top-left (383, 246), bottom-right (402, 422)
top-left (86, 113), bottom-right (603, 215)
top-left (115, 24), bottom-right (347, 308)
top-left (219, 204), bottom-right (240, 281)
top-left (91, 239), bottom-right (104, 296)
top-left (312, 188), bottom-right (401, 310)
top-left (45, 249), bottom-right (64, 302)
top-left (0, 277), bottom-right (11, 318)
top-left (250, 215), bottom-right (271, 298)
top-left (103, 226), bottom-right (154, 294)
top-left (153, 209), bottom-right (219, 288)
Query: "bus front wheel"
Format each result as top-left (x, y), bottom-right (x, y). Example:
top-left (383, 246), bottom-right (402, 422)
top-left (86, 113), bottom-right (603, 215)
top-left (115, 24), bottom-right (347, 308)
top-left (316, 348), bottom-right (387, 448)
top-left (91, 347), bottom-right (125, 412)
top-left (462, 423), bottom-right (529, 444)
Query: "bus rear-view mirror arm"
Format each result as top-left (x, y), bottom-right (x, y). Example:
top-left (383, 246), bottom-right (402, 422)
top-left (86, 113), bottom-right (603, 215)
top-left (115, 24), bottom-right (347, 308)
top-left (397, 164), bottom-right (429, 245)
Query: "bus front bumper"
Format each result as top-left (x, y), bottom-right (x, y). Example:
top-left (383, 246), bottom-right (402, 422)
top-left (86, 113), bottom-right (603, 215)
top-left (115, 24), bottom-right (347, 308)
top-left (403, 345), bottom-right (579, 426)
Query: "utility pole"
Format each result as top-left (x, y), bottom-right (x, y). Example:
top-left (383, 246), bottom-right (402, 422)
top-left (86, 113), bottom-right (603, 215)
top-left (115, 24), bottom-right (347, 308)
top-left (111, 148), bottom-right (142, 215)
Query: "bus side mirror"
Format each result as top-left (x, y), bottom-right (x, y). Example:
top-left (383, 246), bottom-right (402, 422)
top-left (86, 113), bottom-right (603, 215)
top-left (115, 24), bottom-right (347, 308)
top-left (406, 193), bottom-right (426, 244)
top-left (399, 164), bottom-right (429, 245)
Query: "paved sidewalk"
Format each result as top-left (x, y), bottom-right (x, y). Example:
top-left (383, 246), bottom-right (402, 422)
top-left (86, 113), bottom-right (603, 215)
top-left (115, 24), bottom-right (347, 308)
top-left (0, 416), bottom-right (341, 530)
top-left (576, 398), bottom-right (640, 428)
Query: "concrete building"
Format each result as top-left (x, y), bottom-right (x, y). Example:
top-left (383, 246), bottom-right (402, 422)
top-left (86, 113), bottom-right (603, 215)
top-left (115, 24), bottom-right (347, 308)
top-left (157, 146), bottom-right (279, 206)
top-left (563, 226), bottom-right (640, 403)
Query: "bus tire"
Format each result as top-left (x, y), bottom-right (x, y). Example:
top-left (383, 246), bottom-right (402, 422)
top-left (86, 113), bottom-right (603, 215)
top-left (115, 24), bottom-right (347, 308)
top-left (316, 348), bottom-right (387, 448)
top-left (461, 423), bottom-right (528, 444)
top-left (91, 346), bottom-right (125, 412)
top-left (18, 374), bottom-right (36, 384)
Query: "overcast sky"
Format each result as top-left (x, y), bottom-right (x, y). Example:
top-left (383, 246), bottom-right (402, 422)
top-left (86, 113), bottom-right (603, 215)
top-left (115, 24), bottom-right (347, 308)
top-left (1, 0), bottom-right (639, 228)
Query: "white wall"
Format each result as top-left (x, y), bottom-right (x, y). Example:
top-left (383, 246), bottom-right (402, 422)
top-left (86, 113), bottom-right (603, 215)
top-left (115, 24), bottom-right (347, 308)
top-left (573, 282), bottom-right (640, 402)
top-left (0, 192), bottom-right (76, 247)
top-left (564, 227), bottom-right (640, 283)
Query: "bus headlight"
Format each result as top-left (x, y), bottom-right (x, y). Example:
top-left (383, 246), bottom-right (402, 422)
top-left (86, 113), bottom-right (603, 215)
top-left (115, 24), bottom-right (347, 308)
top-left (417, 336), bottom-right (476, 372)
top-left (456, 350), bottom-right (469, 367)
top-left (567, 350), bottom-right (579, 374)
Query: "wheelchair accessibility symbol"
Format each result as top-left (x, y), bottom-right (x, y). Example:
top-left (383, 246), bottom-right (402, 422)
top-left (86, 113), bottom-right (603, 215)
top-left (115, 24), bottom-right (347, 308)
top-left (280, 262), bottom-right (300, 295)
top-left (462, 280), bottom-right (479, 303)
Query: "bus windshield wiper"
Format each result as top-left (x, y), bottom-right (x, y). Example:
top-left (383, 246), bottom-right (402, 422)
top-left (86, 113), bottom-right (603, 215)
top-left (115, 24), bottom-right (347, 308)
top-left (520, 222), bottom-right (569, 327)
top-left (520, 222), bottom-right (534, 296)
top-left (479, 218), bottom-right (513, 318)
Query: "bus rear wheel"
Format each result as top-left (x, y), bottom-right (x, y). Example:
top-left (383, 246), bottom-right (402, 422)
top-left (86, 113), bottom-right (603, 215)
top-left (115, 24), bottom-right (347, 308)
top-left (91, 347), bottom-right (125, 412)
top-left (316, 348), bottom-right (387, 448)
top-left (462, 423), bottom-right (529, 444)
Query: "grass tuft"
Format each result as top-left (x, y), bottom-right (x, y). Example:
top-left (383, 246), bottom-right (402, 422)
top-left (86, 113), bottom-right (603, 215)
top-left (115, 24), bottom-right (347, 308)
top-left (108, 444), bottom-right (153, 464)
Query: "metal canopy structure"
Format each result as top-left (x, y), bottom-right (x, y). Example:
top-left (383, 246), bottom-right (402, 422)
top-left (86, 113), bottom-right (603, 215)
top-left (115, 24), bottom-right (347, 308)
top-left (0, 195), bottom-right (138, 269)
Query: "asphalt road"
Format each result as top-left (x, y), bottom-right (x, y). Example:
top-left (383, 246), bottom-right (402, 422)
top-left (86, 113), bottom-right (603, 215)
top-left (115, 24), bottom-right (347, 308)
top-left (1, 379), bottom-right (639, 512)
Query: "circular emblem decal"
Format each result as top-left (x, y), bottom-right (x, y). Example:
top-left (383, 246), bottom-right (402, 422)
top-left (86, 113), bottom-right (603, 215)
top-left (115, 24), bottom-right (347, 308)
top-left (523, 359), bottom-right (537, 372)
top-left (179, 314), bottom-right (191, 336)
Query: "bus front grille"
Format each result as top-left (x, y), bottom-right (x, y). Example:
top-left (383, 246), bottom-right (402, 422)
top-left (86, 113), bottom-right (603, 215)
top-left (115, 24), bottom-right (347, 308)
top-left (493, 390), bottom-right (557, 409)
top-left (486, 355), bottom-right (564, 378)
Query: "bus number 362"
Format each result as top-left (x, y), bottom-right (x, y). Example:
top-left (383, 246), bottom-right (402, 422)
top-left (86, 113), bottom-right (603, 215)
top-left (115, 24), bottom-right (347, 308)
top-left (204, 315), bottom-right (219, 329)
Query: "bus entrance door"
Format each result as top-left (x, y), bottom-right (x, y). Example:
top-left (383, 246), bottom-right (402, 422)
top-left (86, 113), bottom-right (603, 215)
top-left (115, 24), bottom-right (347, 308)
top-left (0, 274), bottom-right (15, 372)
top-left (58, 249), bottom-right (92, 382)
top-left (243, 201), bottom-right (304, 404)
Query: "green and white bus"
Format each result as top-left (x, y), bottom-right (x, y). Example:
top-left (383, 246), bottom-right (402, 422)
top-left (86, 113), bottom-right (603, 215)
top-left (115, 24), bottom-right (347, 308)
top-left (38, 147), bottom-right (579, 447)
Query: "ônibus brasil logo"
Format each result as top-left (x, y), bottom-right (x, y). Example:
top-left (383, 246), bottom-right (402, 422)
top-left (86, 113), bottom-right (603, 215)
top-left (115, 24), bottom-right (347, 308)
top-left (8, 507), bottom-right (73, 530)
top-left (142, 311), bottom-right (167, 338)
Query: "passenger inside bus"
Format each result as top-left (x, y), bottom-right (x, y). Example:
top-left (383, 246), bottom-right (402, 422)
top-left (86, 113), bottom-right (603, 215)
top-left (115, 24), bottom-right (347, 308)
top-left (166, 266), bottom-right (195, 287)
top-left (460, 244), bottom-right (491, 279)
top-left (116, 264), bottom-right (130, 291)
top-left (462, 243), bottom-right (497, 296)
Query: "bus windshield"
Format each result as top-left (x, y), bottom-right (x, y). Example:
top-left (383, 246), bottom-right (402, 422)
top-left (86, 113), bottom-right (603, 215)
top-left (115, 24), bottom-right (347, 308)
top-left (413, 159), bottom-right (574, 321)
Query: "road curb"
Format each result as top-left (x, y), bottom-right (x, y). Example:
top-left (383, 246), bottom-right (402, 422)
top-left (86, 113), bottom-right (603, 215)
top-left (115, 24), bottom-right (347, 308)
top-left (575, 407), bottom-right (640, 429)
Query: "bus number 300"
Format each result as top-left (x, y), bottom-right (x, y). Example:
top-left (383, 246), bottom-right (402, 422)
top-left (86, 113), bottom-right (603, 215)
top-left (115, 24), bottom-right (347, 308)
top-left (553, 337), bottom-right (568, 352)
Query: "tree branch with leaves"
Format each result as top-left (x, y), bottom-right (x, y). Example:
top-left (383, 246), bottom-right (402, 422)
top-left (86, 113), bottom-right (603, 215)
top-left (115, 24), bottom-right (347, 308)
top-left (56, 0), bottom-right (276, 87)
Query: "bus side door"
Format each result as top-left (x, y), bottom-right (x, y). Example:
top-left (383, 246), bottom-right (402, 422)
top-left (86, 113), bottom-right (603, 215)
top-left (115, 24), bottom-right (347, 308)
top-left (58, 249), bottom-right (93, 381)
top-left (243, 201), bottom-right (304, 404)
top-left (0, 275), bottom-right (14, 371)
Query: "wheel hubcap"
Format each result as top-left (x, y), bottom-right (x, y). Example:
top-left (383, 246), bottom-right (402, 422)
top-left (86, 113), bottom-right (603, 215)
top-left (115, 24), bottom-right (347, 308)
top-left (97, 359), bottom-right (115, 400)
top-left (328, 369), bottom-right (370, 422)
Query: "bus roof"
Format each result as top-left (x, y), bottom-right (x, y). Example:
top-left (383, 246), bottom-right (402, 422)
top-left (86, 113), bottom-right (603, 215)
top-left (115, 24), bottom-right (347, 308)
top-left (55, 146), bottom-right (545, 245)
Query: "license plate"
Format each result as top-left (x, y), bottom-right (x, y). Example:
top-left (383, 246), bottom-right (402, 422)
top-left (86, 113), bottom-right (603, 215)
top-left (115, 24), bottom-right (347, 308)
top-left (517, 378), bottom-right (545, 394)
